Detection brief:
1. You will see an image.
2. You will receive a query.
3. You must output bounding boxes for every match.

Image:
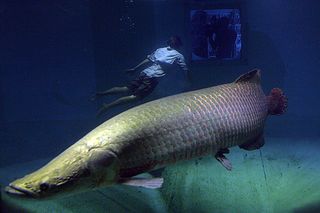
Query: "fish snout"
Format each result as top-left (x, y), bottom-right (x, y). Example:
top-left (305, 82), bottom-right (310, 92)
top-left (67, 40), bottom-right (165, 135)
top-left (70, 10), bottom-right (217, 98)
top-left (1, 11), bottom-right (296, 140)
top-left (5, 184), bottom-right (38, 198)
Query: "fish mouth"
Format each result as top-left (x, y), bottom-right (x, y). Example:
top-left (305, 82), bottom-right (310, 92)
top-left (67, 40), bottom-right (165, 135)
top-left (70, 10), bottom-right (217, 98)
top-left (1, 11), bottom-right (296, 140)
top-left (5, 184), bottom-right (37, 198)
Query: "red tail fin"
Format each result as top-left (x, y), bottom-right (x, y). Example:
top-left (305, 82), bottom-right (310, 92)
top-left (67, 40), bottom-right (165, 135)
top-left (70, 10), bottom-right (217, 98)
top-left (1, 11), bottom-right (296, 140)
top-left (267, 88), bottom-right (288, 115)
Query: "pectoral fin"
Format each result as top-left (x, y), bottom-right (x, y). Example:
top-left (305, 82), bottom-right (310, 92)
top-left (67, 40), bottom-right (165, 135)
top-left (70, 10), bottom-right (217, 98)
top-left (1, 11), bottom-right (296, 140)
top-left (215, 148), bottom-right (232, 171)
top-left (119, 177), bottom-right (164, 189)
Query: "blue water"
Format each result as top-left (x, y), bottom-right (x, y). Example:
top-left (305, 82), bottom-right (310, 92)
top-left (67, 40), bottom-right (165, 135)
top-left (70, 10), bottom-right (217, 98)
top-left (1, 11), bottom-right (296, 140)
top-left (1, 0), bottom-right (320, 212)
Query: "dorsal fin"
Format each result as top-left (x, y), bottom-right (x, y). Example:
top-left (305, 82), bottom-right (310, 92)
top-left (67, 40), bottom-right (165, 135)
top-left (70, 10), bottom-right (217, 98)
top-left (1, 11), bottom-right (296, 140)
top-left (234, 69), bottom-right (261, 84)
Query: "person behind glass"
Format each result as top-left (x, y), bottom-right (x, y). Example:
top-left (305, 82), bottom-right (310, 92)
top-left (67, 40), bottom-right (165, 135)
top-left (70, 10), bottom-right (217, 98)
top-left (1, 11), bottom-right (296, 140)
top-left (207, 17), bottom-right (237, 59)
top-left (93, 35), bottom-right (190, 116)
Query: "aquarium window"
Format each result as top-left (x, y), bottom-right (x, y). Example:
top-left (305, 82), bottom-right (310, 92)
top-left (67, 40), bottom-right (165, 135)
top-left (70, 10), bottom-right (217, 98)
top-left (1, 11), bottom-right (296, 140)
top-left (190, 9), bottom-right (241, 61)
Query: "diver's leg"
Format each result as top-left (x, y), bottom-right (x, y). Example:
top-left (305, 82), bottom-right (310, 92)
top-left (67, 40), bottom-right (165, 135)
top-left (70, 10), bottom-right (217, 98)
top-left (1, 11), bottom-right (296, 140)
top-left (97, 86), bottom-right (130, 95)
top-left (97, 95), bottom-right (139, 116)
top-left (91, 86), bottom-right (130, 101)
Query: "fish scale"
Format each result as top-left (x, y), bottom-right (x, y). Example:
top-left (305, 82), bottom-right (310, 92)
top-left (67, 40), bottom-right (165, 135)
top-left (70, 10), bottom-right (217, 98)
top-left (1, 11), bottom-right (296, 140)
top-left (114, 81), bottom-right (268, 176)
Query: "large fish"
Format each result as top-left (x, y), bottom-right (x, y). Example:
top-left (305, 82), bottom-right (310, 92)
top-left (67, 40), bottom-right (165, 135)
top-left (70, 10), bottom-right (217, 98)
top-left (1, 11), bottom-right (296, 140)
top-left (5, 69), bottom-right (287, 198)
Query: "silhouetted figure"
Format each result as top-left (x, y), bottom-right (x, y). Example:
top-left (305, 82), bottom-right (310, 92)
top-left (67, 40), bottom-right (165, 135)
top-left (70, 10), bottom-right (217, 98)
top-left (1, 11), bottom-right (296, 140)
top-left (191, 10), bottom-right (209, 58)
top-left (210, 17), bottom-right (237, 59)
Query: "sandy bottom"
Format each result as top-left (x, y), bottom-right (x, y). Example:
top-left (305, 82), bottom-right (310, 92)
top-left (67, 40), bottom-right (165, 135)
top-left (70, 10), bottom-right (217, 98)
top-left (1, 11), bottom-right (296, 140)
top-left (1, 137), bottom-right (319, 213)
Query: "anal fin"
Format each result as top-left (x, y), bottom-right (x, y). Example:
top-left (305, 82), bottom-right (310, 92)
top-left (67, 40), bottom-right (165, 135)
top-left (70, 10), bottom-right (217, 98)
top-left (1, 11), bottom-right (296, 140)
top-left (239, 133), bottom-right (265, 151)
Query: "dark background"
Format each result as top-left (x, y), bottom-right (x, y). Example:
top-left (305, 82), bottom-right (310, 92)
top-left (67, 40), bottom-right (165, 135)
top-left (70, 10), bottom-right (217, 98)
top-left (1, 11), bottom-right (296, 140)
top-left (1, 0), bottom-right (320, 167)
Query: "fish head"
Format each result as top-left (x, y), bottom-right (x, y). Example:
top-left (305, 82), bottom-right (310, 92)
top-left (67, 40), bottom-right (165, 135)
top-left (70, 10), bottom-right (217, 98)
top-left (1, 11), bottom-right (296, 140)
top-left (5, 148), bottom-right (119, 199)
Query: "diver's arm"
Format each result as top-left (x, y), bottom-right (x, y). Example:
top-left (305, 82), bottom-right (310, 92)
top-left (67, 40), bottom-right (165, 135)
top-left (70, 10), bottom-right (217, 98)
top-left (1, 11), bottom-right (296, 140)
top-left (133, 58), bottom-right (150, 70)
top-left (126, 59), bottom-right (151, 73)
top-left (176, 55), bottom-right (191, 87)
top-left (177, 56), bottom-right (190, 74)
top-left (184, 69), bottom-right (192, 90)
top-left (186, 70), bottom-right (191, 83)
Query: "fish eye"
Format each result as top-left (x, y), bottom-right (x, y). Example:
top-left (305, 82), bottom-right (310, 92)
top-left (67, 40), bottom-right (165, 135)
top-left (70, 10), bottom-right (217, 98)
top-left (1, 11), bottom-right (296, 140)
top-left (40, 183), bottom-right (49, 191)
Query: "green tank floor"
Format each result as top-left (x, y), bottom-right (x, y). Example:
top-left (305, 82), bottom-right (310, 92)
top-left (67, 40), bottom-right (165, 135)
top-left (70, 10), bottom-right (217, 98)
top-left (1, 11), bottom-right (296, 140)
top-left (1, 137), bottom-right (320, 213)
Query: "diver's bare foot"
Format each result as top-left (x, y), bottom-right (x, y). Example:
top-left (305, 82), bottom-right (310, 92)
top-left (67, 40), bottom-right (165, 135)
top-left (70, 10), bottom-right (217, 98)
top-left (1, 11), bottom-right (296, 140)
top-left (125, 68), bottom-right (136, 74)
top-left (91, 93), bottom-right (103, 101)
top-left (90, 94), bottom-right (97, 101)
top-left (96, 104), bottom-right (110, 117)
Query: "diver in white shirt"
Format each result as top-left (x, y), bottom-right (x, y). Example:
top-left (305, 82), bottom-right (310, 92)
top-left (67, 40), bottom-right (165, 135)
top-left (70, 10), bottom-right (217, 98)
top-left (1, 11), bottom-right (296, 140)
top-left (93, 36), bottom-right (190, 116)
